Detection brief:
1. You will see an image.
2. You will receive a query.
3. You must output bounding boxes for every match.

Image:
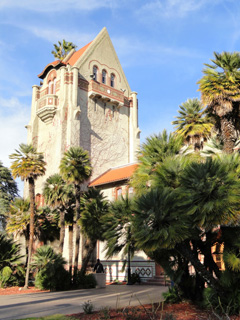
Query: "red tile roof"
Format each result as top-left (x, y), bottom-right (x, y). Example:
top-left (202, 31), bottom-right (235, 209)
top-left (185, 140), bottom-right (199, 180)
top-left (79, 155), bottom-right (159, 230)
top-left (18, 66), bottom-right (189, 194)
top-left (66, 41), bottom-right (92, 66)
top-left (38, 60), bottom-right (66, 78)
top-left (89, 163), bottom-right (138, 187)
top-left (38, 41), bottom-right (93, 79)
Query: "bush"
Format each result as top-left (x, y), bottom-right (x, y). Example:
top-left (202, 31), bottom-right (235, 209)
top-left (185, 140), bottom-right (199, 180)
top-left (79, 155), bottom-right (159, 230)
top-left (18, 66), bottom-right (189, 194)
top-left (76, 272), bottom-right (97, 289)
top-left (131, 272), bottom-right (141, 284)
top-left (162, 286), bottom-right (182, 304)
top-left (32, 246), bottom-right (71, 291)
top-left (83, 300), bottom-right (94, 314)
top-left (0, 234), bottom-right (24, 287)
top-left (203, 285), bottom-right (240, 316)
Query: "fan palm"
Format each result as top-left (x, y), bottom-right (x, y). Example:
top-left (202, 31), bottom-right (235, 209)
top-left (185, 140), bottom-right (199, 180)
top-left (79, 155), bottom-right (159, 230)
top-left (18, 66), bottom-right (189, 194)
top-left (51, 39), bottom-right (77, 60)
top-left (131, 130), bottom-right (183, 195)
top-left (9, 143), bottom-right (46, 288)
top-left (179, 155), bottom-right (240, 228)
top-left (103, 195), bottom-right (137, 282)
top-left (43, 174), bottom-right (73, 254)
top-left (6, 199), bottom-right (59, 258)
top-left (198, 51), bottom-right (240, 153)
top-left (6, 198), bottom-right (30, 248)
top-left (172, 98), bottom-right (213, 151)
top-left (79, 188), bottom-right (109, 274)
top-left (59, 146), bottom-right (92, 277)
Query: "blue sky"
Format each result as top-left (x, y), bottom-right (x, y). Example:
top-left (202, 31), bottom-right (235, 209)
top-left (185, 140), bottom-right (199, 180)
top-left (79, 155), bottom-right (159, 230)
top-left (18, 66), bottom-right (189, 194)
top-left (1, 0), bottom-right (240, 193)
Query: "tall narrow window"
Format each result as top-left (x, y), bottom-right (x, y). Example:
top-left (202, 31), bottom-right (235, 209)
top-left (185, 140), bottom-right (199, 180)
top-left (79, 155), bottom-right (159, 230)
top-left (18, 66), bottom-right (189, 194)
top-left (53, 78), bottom-right (56, 94)
top-left (93, 66), bottom-right (98, 81)
top-left (110, 74), bottom-right (115, 87)
top-left (116, 188), bottom-right (122, 199)
top-left (48, 80), bottom-right (52, 94)
top-left (102, 70), bottom-right (106, 84)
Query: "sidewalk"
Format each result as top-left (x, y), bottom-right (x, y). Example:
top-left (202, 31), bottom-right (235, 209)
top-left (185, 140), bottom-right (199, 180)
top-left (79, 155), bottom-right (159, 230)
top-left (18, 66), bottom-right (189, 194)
top-left (0, 284), bottom-right (168, 320)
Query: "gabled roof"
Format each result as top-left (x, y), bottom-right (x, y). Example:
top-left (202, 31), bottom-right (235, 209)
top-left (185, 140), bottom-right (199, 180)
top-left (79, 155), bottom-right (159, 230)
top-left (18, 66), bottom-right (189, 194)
top-left (66, 41), bottom-right (92, 66)
top-left (89, 163), bottom-right (138, 187)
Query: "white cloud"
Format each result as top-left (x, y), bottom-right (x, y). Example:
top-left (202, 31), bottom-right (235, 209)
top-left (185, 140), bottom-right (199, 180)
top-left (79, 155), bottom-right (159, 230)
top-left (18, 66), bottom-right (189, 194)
top-left (0, 0), bottom-right (119, 12)
top-left (27, 26), bottom-right (95, 46)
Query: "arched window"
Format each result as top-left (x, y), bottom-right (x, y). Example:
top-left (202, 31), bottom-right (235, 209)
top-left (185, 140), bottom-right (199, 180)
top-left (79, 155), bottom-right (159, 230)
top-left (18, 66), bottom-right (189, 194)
top-left (93, 66), bottom-right (98, 81)
top-left (110, 73), bottom-right (115, 87)
top-left (116, 187), bottom-right (122, 199)
top-left (102, 70), bottom-right (107, 84)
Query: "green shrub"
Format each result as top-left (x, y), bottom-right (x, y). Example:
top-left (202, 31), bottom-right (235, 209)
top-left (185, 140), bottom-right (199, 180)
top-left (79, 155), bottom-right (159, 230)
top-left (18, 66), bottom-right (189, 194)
top-left (130, 272), bottom-right (141, 284)
top-left (76, 272), bottom-right (96, 289)
top-left (83, 300), bottom-right (94, 314)
top-left (32, 246), bottom-right (71, 291)
top-left (203, 285), bottom-right (240, 316)
top-left (162, 286), bottom-right (182, 304)
top-left (0, 234), bottom-right (24, 287)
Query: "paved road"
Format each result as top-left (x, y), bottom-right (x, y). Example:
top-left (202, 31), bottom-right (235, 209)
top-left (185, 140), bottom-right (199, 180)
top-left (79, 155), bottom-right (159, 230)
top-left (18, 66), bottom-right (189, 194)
top-left (0, 285), bottom-right (168, 320)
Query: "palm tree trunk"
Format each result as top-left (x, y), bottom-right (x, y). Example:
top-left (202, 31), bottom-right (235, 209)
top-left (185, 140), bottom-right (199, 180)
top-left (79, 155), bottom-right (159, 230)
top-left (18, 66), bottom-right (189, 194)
top-left (59, 210), bottom-right (65, 254)
top-left (176, 243), bottom-right (221, 292)
top-left (80, 239), bottom-right (96, 275)
top-left (221, 117), bottom-right (235, 153)
top-left (68, 224), bottom-right (73, 275)
top-left (73, 184), bottom-right (81, 279)
top-left (24, 177), bottom-right (35, 289)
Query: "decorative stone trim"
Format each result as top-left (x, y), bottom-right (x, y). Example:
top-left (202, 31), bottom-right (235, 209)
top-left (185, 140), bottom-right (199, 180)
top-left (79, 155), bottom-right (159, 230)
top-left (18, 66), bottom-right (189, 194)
top-left (36, 94), bottom-right (58, 123)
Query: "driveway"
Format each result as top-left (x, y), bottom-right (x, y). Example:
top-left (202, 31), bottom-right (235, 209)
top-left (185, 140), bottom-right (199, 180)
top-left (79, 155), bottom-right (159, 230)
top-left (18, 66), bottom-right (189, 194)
top-left (0, 285), bottom-right (168, 320)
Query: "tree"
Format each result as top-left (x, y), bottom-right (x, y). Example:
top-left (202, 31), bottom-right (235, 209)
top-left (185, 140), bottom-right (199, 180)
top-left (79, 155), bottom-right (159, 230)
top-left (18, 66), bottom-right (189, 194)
top-left (6, 199), bottom-right (59, 249)
top-left (59, 146), bottom-right (92, 278)
top-left (9, 144), bottom-right (46, 289)
top-left (198, 51), bottom-right (240, 153)
top-left (0, 234), bottom-right (24, 287)
top-left (43, 174), bottom-right (73, 254)
top-left (79, 188), bottom-right (109, 274)
top-left (131, 130), bottom-right (183, 195)
top-left (6, 198), bottom-right (30, 252)
top-left (51, 40), bottom-right (77, 60)
top-left (172, 98), bottom-right (213, 151)
top-left (133, 155), bottom-right (240, 300)
top-left (103, 195), bottom-right (137, 283)
top-left (0, 161), bottom-right (18, 229)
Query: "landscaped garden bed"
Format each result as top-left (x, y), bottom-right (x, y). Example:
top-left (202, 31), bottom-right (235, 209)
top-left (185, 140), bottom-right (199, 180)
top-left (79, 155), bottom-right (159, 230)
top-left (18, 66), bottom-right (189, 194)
top-left (68, 301), bottom-right (240, 319)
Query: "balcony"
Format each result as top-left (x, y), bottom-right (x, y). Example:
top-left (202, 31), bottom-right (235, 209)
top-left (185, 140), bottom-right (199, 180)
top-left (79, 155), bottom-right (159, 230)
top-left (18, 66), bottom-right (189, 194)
top-left (88, 80), bottom-right (125, 107)
top-left (36, 94), bottom-right (59, 123)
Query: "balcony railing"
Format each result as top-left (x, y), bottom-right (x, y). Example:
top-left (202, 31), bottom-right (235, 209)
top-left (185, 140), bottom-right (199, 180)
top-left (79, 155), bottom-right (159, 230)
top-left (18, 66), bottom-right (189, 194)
top-left (88, 80), bottom-right (125, 107)
top-left (36, 94), bottom-right (58, 123)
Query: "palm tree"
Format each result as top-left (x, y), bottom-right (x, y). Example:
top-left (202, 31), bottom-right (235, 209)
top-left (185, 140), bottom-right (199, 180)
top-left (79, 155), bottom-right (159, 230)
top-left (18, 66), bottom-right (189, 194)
top-left (9, 143), bottom-right (46, 289)
top-left (103, 196), bottom-right (136, 283)
top-left (51, 40), bottom-right (77, 60)
top-left (198, 51), bottom-right (240, 153)
top-left (79, 188), bottom-right (109, 274)
top-left (131, 130), bottom-right (183, 195)
top-left (6, 198), bottom-right (30, 253)
top-left (6, 199), bottom-right (58, 248)
top-left (59, 146), bottom-right (92, 277)
top-left (172, 98), bottom-right (213, 151)
top-left (43, 174), bottom-right (73, 254)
